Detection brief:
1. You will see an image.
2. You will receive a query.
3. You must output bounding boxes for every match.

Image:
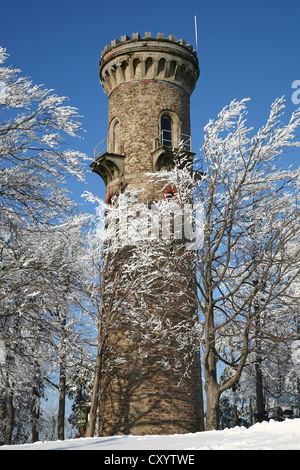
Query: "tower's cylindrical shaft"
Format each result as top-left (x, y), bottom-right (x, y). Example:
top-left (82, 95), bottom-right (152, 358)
top-left (91, 33), bottom-right (203, 436)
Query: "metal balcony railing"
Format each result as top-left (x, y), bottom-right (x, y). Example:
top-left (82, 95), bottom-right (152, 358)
top-left (94, 137), bottom-right (125, 160)
top-left (152, 131), bottom-right (191, 152)
top-left (94, 137), bottom-right (108, 160)
top-left (94, 131), bottom-right (192, 161)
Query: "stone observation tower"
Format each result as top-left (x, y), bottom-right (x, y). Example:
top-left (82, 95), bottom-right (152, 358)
top-left (91, 32), bottom-right (202, 435)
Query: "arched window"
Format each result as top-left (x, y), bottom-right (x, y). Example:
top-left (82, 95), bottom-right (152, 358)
top-left (112, 120), bottom-right (120, 153)
top-left (109, 118), bottom-right (120, 154)
top-left (161, 114), bottom-right (172, 147)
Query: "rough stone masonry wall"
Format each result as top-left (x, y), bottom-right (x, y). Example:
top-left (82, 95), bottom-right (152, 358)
top-left (108, 80), bottom-right (190, 173)
top-left (105, 80), bottom-right (190, 202)
top-left (98, 245), bottom-right (203, 437)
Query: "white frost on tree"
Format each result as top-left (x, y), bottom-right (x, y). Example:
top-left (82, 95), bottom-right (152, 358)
top-left (151, 96), bottom-right (300, 430)
top-left (0, 46), bottom-right (92, 445)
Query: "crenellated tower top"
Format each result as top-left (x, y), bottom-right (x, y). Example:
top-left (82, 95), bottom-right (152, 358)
top-left (99, 32), bottom-right (200, 97)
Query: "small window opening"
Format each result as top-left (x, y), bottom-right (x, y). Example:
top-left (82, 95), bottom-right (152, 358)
top-left (161, 115), bottom-right (172, 147)
top-left (163, 185), bottom-right (177, 201)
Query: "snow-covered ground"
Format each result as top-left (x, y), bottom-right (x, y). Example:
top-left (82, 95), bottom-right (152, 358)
top-left (1, 418), bottom-right (300, 450)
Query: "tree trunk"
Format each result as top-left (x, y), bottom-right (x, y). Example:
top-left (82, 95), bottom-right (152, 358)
top-left (255, 354), bottom-right (266, 421)
top-left (197, 350), bottom-right (205, 431)
top-left (254, 318), bottom-right (266, 422)
top-left (205, 375), bottom-right (220, 431)
top-left (31, 383), bottom-right (40, 443)
top-left (204, 336), bottom-right (220, 430)
top-left (233, 402), bottom-right (239, 426)
top-left (204, 292), bottom-right (220, 431)
top-left (4, 387), bottom-right (14, 445)
top-left (58, 316), bottom-right (67, 440)
top-left (249, 397), bottom-right (254, 426)
top-left (58, 364), bottom-right (66, 440)
top-left (85, 342), bottom-right (102, 437)
top-left (86, 293), bottom-right (106, 438)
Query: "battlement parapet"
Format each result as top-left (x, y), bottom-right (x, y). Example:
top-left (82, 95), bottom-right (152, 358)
top-left (100, 32), bottom-right (197, 58)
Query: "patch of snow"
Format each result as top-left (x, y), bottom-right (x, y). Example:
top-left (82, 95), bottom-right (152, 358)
top-left (1, 419), bottom-right (300, 451)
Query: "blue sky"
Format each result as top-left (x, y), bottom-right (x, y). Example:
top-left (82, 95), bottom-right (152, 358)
top-left (2, 0), bottom-right (300, 212)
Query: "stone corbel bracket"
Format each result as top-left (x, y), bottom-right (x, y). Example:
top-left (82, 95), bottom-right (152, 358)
top-left (90, 152), bottom-right (125, 185)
